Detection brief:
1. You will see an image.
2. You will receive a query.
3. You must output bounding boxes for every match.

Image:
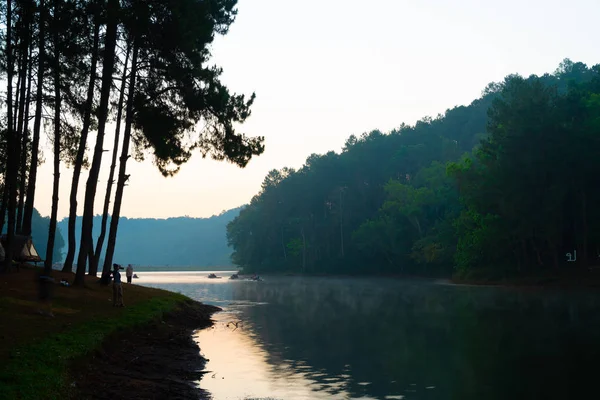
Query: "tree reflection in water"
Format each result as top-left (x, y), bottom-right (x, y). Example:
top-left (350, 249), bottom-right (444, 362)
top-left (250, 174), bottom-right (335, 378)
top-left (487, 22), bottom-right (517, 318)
top-left (144, 273), bottom-right (600, 400)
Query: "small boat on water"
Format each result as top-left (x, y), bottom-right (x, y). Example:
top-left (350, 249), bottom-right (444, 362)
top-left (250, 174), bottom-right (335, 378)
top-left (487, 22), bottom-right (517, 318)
top-left (208, 273), bottom-right (221, 279)
top-left (230, 273), bottom-right (239, 280)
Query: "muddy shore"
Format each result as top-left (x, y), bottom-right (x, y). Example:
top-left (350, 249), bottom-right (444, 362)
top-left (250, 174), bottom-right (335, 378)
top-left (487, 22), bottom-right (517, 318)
top-left (71, 300), bottom-right (221, 400)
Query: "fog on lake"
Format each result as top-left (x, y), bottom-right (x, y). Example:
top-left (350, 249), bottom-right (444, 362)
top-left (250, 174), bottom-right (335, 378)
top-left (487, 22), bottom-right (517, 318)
top-left (139, 272), bottom-right (600, 400)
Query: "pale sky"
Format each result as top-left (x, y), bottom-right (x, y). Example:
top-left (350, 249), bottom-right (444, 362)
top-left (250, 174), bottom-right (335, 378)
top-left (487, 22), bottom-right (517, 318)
top-left (34, 0), bottom-right (600, 219)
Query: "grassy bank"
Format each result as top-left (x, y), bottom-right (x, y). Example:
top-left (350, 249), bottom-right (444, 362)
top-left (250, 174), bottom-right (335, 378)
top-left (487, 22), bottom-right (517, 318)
top-left (0, 266), bottom-right (197, 400)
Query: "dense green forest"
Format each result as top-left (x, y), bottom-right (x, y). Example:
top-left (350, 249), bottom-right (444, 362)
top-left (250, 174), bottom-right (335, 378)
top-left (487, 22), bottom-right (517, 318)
top-left (227, 59), bottom-right (600, 279)
top-left (57, 208), bottom-right (240, 267)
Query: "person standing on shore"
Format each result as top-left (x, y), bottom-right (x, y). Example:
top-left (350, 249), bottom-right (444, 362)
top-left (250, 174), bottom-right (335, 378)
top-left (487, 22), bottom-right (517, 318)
top-left (126, 264), bottom-right (134, 284)
top-left (111, 264), bottom-right (125, 307)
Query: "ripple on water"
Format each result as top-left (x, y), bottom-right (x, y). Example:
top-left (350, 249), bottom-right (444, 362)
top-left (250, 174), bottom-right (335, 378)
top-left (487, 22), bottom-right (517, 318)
top-left (295, 364), bottom-right (313, 370)
top-left (228, 300), bottom-right (270, 307)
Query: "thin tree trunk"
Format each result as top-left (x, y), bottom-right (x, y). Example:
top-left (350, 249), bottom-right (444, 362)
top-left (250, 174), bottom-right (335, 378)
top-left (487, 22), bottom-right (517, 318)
top-left (102, 43), bottom-right (138, 281)
top-left (15, 4), bottom-right (29, 148)
top-left (92, 42), bottom-right (130, 277)
top-left (63, 14), bottom-right (100, 273)
top-left (44, 0), bottom-right (61, 274)
top-left (4, 0), bottom-right (16, 270)
top-left (16, 36), bottom-right (33, 234)
top-left (13, 52), bottom-right (21, 134)
top-left (0, 182), bottom-right (7, 234)
top-left (7, 36), bottom-right (23, 236)
top-left (74, 0), bottom-right (120, 285)
top-left (22, 0), bottom-right (45, 237)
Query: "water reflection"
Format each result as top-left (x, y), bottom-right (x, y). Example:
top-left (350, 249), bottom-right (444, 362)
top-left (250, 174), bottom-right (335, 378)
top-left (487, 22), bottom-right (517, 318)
top-left (196, 311), bottom-right (362, 400)
top-left (140, 273), bottom-right (600, 400)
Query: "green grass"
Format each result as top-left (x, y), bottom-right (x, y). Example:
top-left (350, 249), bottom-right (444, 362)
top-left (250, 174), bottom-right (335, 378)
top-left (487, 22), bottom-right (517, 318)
top-left (0, 293), bottom-right (189, 400)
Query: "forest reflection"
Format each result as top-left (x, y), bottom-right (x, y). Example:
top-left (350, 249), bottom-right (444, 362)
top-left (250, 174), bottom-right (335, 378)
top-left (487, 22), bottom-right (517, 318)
top-left (144, 274), bottom-right (600, 399)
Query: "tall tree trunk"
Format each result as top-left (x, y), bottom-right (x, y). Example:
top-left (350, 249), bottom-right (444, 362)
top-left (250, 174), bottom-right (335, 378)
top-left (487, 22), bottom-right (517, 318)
top-left (74, 0), bottom-right (119, 285)
top-left (22, 0), bottom-right (45, 237)
top-left (15, 6), bottom-right (29, 145)
top-left (102, 43), bottom-right (138, 282)
top-left (62, 14), bottom-right (100, 273)
top-left (16, 26), bottom-right (33, 234)
top-left (0, 182), bottom-right (7, 234)
top-left (44, 0), bottom-right (61, 274)
top-left (13, 52), bottom-right (21, 134)
top-left (92, 42), bottom-right (130, 277)
top-left (4, 0), bottom-right (16, 270)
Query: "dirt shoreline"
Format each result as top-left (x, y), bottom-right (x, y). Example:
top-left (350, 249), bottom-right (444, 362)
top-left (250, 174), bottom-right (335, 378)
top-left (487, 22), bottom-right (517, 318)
top-left (71, 299), bottom-right (221, 400)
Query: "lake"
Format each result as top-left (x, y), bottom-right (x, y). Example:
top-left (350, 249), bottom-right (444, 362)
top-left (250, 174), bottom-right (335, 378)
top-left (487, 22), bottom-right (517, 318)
top-left (139, 271), bottom-right (600, 400)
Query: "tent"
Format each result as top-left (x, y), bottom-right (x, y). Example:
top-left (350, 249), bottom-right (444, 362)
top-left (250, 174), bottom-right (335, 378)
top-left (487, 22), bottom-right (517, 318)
top-left (0, 234), bottom-right (43, 263)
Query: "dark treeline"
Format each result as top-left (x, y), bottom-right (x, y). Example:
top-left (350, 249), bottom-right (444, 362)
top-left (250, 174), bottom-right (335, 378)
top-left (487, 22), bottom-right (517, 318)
top-left (57, 207), bottom-right (240, 267)
top-left (227, 59), bottom-right (600, 279)
top-left (0, 0), bottom-right (263, 284)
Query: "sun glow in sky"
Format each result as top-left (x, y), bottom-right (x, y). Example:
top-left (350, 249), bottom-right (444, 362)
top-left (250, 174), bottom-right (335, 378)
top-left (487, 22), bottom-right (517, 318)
top-left (33, 0), bottom-right (600, 219)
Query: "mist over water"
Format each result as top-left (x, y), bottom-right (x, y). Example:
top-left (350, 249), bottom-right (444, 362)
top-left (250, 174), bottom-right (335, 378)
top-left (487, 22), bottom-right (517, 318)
top-left (140, 272), bottom-right (600, 400)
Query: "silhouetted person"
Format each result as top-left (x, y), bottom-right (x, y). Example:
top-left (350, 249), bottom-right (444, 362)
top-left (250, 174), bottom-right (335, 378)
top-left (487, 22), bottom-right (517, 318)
top-left (111, 263), bottom-right (124, 307)
top-left (126, 264), bottom-right (134, 284)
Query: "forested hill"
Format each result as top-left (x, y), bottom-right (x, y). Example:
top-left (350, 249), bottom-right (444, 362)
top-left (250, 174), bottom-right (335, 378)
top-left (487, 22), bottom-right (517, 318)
top-left (227, 59), bottom-right (600, 279)
top-left (57, 207), bottom-right (241, 267)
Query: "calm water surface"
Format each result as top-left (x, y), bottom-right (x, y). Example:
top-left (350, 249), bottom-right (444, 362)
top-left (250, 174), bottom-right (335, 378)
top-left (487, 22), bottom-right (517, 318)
top-left (139, 271), bottom-right (600, 400)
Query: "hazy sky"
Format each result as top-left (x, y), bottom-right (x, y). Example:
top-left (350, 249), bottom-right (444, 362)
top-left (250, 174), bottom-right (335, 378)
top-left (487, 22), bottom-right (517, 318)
top-left (34, 0), bottom-right (600, 219)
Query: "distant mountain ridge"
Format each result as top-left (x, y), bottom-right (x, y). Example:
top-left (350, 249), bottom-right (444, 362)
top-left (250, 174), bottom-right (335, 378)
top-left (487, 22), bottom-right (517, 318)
top-left (57, 207), bottom-right (243, 267)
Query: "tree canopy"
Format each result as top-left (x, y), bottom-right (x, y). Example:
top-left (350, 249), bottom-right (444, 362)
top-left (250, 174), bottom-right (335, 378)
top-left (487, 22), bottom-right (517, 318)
top-left (0, 0), bottom-right (262, 280)
top-left (227, 59), bottom-right (600, 279)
